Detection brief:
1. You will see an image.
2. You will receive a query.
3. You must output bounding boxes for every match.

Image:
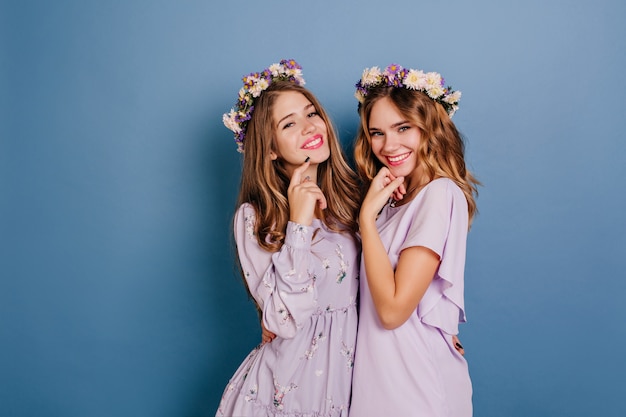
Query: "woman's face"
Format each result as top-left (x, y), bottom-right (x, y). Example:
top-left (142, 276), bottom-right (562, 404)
top-left (270, 91), bottom-right (330, 176)
top-left (368, 96), bottom-right (422, 180)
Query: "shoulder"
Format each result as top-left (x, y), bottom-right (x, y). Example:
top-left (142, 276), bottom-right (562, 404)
top-left (234, 203), bottom-right (257, 228)
top-left (402, 178), bottom-right (467, 225)
top-left (235, 202), bottom-right (255, 217)
top-left (419, 178), bottom-right (465, 207)
top-left (423, 177), bottom-right (461, 195)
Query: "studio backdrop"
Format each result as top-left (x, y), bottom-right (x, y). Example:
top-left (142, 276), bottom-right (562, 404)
top-left (2, 1), bottom-right (625, 416)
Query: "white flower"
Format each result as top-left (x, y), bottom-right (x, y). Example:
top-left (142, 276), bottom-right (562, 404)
top-left (354, 90), bottom-right (365, 103)
top-left (287, 67), bottom-right (303, 78)
top-left (448, 105), bottom-right (459, 117)
top-left (427, 86), bottom-right (444, 99)
top-left (222, 110), bottom-right (241, 133)
top-left (403, 69), bottom-right (427, 90)
top-left (268, 63), bottom-right (281, 77)
top-left (442, 90), bottom-right (462, 104)
top-left (246, 74), bottom-right (260, 85)
top-left (361, 66), bottom-right (382, 86)
top-left (425, 71), bottom-right (442, 88)
top-left (250, 78), bottom-right (269, 98)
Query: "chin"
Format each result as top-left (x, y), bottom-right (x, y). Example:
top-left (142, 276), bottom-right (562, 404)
top-left (313, 149), bottom-right (331, 163)
top-left (386, 165), bottom-right (412, 178)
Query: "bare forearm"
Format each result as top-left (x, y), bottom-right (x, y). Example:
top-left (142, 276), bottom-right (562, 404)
top-left (360, 220), bottom-right (399, 326)
top-left (360, 220), bottom-right (439, 329)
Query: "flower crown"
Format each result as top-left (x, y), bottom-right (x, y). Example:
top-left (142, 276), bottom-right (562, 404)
top-left (223, 59), bottom-right (306, 152)
top-left (355, 63), bottom-right (461, 116)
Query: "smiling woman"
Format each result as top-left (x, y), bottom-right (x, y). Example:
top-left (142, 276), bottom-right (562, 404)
top-left (216, 60), bottom-right (361, 417)
top-left (350, 64), bottom-right (478, 417)
top-left (269, 90), bottom-right (331, 180)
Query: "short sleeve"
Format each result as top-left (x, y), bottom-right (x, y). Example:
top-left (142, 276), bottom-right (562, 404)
top-left (401, 179), bottom-right (469, 335)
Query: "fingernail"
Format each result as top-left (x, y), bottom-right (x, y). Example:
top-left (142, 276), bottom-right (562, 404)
top-left (455, 342), bottom-right (464, 349)
top-left (304, 156), bottom-right (310, 162)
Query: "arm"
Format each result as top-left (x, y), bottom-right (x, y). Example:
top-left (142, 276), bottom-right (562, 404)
top-left (358, 168), bottom-right (440, 330)
top-left (238, 160), bottom-right (327, 339)
top-left (235, 205), bottom-right (318, 339)
top-left (360, 220), bottom-right (440, 330)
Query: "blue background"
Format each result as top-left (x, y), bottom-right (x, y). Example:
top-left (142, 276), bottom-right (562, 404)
top-left (2, 0), bottom-right (625, 416)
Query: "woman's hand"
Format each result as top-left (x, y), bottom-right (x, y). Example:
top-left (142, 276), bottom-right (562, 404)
top-left (453, 335), bottom-right (465, 356)
top-left (288, 159), bottom-right (327, 226)
top-left (261, 320), bottom-right (276, 345)
top-left (359, 167), bottom-right (405, 225)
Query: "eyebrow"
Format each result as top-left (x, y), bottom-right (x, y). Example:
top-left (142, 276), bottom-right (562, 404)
top-left (368, 120), bottom-right (410, 131)
top-left (276, 103), bottom-right (316, 128)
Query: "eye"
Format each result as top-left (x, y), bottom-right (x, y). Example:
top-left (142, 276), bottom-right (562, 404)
top-left (307, 111), bottom-right (319, 118)
top-left (282, 121), bottom-right (295, 129)
top-left (398, 125), bottom-right (410, 132)
top-left (369, 131), bottom-right (383, 137)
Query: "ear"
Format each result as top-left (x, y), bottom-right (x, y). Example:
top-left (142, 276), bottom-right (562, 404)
top-left (269, 151), bottom-right (278, 160)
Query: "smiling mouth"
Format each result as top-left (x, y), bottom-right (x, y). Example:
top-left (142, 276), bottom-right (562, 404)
top-left (387, 152), bottom-right (411, 165)
top-left (302, 135), bottom-right (323, 150)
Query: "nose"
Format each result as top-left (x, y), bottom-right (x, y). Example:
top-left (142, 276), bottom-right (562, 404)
top-left (381, 132), bottom-right (399, 153)
top-left (302, 118), bottom-right (315, 135)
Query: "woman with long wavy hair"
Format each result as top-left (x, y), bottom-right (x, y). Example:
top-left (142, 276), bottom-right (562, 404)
top-left (216, 60), bottom-right (361, 417)
top-left (350, 64), bottom-right (479, 417)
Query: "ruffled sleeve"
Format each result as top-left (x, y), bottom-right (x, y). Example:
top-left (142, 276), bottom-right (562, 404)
top-left (234, 204), bottom-right (318, 339)
top-left (400, 179), bottom-right (468, 335)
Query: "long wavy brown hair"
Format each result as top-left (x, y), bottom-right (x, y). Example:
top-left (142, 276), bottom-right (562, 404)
top-left (236, 81), bottom-right (361, 251)
top-left (354, 86), bottom-right (480, 224)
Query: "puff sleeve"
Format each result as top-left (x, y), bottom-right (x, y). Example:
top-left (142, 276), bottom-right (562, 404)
top-left (233, 203), bottom-right (318, 339)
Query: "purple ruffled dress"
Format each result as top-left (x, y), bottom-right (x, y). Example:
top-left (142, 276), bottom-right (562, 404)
top-left (350, 178), bottom-right (473, 417)
top-left (216, 203), bottom-right (359, 417)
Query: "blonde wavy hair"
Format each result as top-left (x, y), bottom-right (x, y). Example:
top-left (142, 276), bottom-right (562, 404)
top-left (237, 81), bottom-right (361, 251)
top-left (354, 86), bottom-right (480, 224)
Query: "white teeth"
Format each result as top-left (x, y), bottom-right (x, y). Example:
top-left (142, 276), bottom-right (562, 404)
top-left (388, 153), bottom-right (409, 162)
top-left (303, 137), bottom-right (321, 149)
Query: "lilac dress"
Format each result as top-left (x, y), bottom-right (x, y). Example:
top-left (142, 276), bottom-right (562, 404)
top-left (350, 178), bottom-right (473, 417)
top-left (216, 203), bottom-right (359, 417)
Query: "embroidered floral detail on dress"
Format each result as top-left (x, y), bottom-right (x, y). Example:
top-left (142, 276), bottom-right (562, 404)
top-left (303, 331), bottom-right (326, 360)
top-left (261, 276), bottom-right (272, 290)
top-left (300, 275), bottom-right (316, 293)
top-left (273, 378), bottom-right (298, 410)
top-left (322, 258), bottom-right (330, 269)
top-left (340, 340), bottom-right (355, 369)
top-left (244, 214), bottom-right (255, 239)
top-left (289, 223), bottom-right (309, 243)
top-left (244, 384), bottom-right (258, 402)
top-left (335, 244), bottom-right (349, 283)
top-left (277, 303), bottom-right (294, 325)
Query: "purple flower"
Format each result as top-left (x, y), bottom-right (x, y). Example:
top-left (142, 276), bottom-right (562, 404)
top-left (281, 59), bottom-right (301, 70)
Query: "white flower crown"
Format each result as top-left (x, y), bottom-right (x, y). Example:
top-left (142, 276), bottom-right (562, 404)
top-left (355, 63), bottom-right (461, 116)
top-left (223, 59), bottom-right (306, 153)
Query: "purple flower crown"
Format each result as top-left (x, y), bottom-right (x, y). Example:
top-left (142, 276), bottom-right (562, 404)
top-left (223, 59), bottom-right (306, 153)
top-left (355, 64), bottom-right (461, 116)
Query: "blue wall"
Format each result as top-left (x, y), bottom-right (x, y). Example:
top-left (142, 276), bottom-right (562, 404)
top-left (2, 1), bottom-right (625, 416)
